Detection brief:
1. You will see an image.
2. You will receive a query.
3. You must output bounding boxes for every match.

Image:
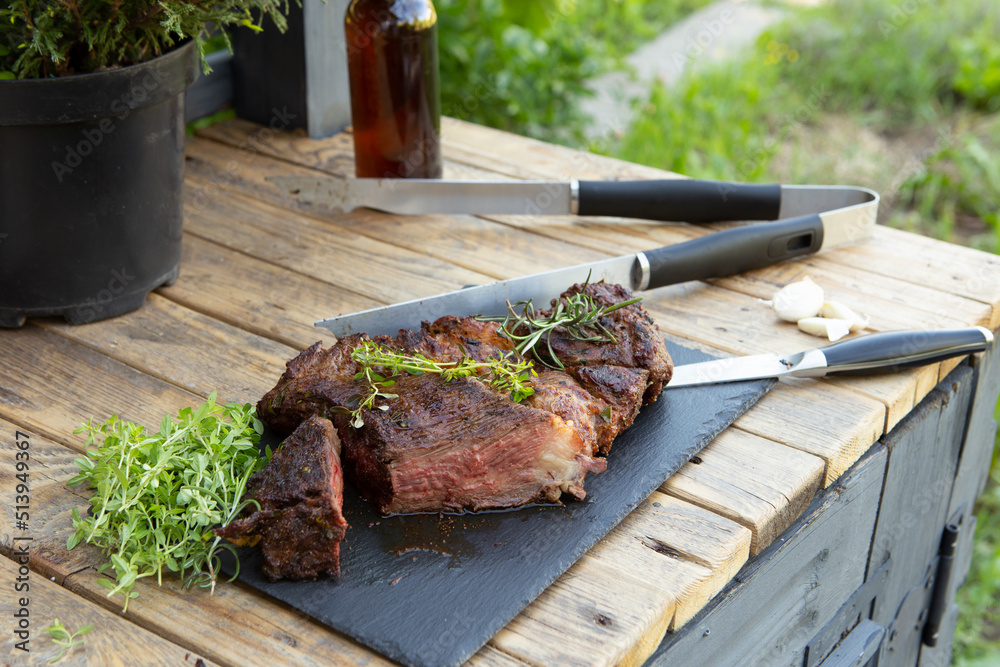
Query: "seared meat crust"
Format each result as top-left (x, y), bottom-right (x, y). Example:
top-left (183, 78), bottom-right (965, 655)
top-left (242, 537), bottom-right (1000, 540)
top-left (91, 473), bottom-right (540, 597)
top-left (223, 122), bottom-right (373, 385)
top-left (215, 415), bottom-right (348, 581)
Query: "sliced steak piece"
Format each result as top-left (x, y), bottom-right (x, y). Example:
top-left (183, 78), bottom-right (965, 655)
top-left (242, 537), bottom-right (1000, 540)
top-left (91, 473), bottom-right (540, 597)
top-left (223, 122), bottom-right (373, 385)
top-left (571, 365), bottom-right (649, 455)
top-left (215, 415), bottom-right (348, 581)
top-left (342, 372), bottom-right (606, 515)
top-left (536, 282), bottom-right (672, 403)
top-left (257, 336), bottom-right (367, 436)
top-left (526, 369), bottom-right (614, 456)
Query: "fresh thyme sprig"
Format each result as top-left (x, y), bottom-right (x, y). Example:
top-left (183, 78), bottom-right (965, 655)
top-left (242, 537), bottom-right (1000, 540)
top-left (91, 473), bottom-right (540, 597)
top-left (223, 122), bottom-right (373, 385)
top-left (41, 619), bottom-right (94, 664)
top-left (341, 341), bottom-right (536, 428)
top-left (67, 394), bottom-right (268, 611)
top-left (479, 289), bottom-right (642, 370)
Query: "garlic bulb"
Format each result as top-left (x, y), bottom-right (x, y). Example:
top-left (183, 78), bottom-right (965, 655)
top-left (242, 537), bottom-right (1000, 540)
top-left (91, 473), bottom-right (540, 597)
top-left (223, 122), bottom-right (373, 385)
top-left (798, 316), bottom-right (851, 341)
top-left (820, 300), bottom-right (870, 332)
top-left (766, 277), bottom-right (825, 323)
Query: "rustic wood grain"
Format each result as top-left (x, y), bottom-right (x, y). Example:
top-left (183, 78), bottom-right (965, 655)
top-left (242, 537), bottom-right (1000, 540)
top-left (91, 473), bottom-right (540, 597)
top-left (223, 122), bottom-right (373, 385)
top-left (0, 420), bottom-right (100, 584)
top-left (731, 380), bottom-right (886, 486)
top-left (643, 281), bottom-right (938, 434)
top-left (184, 137), bottom-right (614, 284)
top-left (0, 556), bottom-right (217, 667)
top-left (40, 293), bottom-right (297, 405)
top-left (183, 174), bottom-right (501, 305)
top-left (158, 234), bottom-right (379, 349)
top-left (491, 492), bottom-right (751, 667)
top-left (0, 327), bottom-right (200, 445)
top-left (660, 428), bottom-right (826, 555)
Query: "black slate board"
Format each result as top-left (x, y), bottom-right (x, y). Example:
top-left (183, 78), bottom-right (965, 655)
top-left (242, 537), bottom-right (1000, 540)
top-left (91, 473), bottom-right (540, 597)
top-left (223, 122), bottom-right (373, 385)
top-left (224, 341), bottom-right (773, 667)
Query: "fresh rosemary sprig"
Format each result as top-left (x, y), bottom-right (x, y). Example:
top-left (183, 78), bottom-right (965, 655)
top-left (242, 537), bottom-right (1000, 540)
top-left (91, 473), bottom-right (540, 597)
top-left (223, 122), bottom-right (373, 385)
top-left (342, 341), bottom-right (536, 428)
top-left (480, 290), bottom-right (642, 370)
top-left (67, 394), bottom-right (268, 611)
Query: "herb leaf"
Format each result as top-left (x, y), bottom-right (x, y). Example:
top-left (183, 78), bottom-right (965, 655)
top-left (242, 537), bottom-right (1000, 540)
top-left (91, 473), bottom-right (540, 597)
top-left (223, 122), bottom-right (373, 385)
top-left (345, 341), bottom-right (537, 427)
top-left (41, 618), bottom-right (94, 664)
top-left (478, 283), bottom-right (642, 369)
top-left (67, 393), bottom-right (266, 610)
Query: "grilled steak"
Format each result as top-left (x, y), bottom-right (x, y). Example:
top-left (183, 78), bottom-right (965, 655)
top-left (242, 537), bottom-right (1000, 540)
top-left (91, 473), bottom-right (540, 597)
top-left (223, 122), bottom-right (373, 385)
top-left (256, 282), bottom-right (671, 516)
top-left (215, 415), bottom-right (348, 581)
top-left (536, 281), bottom-right (672, 403)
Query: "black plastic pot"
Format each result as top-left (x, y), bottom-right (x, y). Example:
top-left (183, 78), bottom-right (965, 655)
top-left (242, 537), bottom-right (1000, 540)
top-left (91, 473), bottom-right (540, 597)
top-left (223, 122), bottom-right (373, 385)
top-left (0, 41), bottom-right (199, 327)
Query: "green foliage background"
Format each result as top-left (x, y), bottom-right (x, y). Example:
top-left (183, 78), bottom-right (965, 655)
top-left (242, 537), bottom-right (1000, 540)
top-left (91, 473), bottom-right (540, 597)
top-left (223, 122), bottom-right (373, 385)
top-left (0, 0), bottom-right (291, 79)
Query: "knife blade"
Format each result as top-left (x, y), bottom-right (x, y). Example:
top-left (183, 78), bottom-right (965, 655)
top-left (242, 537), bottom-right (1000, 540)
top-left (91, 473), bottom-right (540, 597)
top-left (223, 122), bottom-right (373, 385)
top-left (315, 195), bottom-right (878, 338)
top-left (667, 327), bottom-right (994, 388)
top-left (269, 176), bottom-right (877, 226)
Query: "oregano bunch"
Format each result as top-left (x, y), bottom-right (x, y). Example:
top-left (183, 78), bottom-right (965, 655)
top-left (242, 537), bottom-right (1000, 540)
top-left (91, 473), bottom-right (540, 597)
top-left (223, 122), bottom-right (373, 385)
top-left (67, 393), bottom-right (269, 610)
top-left (0, 1), bottom-right (292, 79)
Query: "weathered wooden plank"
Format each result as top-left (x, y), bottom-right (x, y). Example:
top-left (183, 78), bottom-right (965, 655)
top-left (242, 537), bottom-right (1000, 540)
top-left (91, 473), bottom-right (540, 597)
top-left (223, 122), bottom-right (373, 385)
top-left (0, 556), bottom-right (217, 667)
top-left (184, 137), bottom-right (612, 284)
top-left (440, 117), bottom-right (672, 182)
top-left (730, 380), bottom-right (886, 487)
top-left (867, 365), bottom-right (975, 666)
top-left (159, 234), bottom-right (379, 349)
top-left (647, 444), bottom-right (888, 667)
top-left (948, 344), bottom-right (1000, 522)
top-left (0, 327), bottom-right (200, 445)
top-left (62, 570), bottom-right (399, 667)
top-left (195, 116), bottom-right (357, 173)
top-left (182, 174), bottom-right (499, 305)
top-left (491, 492), bottom-right (751, 667)
top-left (820, 226), bottom-right (1000, 330)
top-left (40, 293), bottom-right (297, 405)
top-left (660, 428), bottom-right (825, 555)
top-left (714, 256), bottom-right (992, 331)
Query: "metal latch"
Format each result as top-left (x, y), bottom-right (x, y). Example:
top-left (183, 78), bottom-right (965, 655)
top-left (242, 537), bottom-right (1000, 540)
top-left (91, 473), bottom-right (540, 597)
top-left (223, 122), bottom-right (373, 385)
top-left (923, 522), bottom-right (961, 647)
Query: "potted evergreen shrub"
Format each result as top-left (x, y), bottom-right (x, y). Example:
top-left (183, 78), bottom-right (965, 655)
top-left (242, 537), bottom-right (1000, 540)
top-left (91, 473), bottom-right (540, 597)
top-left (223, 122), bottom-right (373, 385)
top-left (0, 1), bottom-right (291, 327)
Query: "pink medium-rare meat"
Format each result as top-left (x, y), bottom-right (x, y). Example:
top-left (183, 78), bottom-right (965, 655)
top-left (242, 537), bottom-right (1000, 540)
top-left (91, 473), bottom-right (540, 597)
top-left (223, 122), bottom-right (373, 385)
top-left (342, 372), bottom-right (606, 515)
top-left (215, 415), bottom-right (348, 581)
top-left (526, 370), bottom-right (615, 456)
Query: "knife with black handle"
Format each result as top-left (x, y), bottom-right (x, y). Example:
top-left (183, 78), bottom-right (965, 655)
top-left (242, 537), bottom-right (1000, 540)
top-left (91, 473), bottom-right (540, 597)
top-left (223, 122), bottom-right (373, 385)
top-left (269, 176), bottom-right (877, 225)
top-left (667, 327), bottom-right (995, 387)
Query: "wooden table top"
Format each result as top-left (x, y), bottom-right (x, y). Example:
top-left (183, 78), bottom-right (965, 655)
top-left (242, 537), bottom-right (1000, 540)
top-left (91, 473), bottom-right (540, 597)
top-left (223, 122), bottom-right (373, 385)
top-left (3, 117), bottom-right (1000, 667)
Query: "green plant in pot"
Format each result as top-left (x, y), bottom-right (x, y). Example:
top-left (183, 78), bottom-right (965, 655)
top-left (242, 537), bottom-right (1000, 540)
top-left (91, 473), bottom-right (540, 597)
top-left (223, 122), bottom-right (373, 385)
top-left (0, 1), bottom-right (291, 327)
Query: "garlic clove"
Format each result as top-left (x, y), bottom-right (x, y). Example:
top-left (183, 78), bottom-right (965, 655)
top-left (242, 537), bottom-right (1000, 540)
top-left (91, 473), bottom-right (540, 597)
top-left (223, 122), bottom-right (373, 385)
top-left (820, 300), bottom-right (870, 332)
top-left (769, 277), bottom-right (825, 323)
top-left (798, 316), bottom-right (852, 341)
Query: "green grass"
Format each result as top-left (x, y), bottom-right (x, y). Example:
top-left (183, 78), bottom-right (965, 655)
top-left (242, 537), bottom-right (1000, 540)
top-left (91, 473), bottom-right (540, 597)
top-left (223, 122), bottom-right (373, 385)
top-left (436, 0), bottom-right (715, 143)
top-left (596, 0), bottom-right (1000, 251)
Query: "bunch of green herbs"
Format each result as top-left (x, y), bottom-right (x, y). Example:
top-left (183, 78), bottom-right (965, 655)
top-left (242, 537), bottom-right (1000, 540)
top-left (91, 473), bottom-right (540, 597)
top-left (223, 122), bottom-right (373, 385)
top-left (67, 393), bottom-right (268, 610)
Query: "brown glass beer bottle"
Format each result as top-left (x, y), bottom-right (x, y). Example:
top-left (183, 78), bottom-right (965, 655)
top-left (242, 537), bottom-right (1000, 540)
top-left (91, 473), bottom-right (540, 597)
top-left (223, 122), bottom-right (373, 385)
top-left (344, 0), bottom-right (443, 178)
